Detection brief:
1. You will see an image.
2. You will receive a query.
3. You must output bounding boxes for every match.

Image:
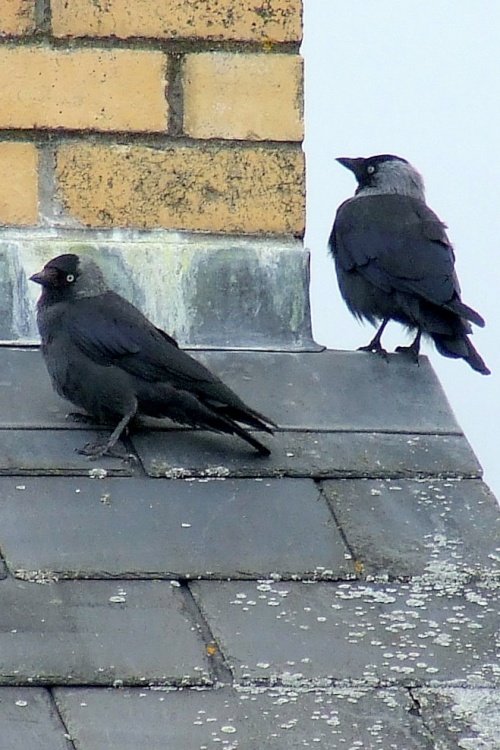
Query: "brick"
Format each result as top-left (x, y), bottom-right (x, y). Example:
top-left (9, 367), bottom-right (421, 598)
top-left (55, 143), bottom-right (304, 234)
top-left (0, 48), bottom-right (167, 132)
top-left (0, 0), bottom-right (36, 36)
top-left (183, 53), bottom-right (303, 141)
top-left (0, 142), bottom-right (38, 225)
top-left (51, 0), bottom-right (302, 42)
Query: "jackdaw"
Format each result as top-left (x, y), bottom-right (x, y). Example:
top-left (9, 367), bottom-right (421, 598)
top-left (30, 253), bottom-right (275, 457)
top-left (329, 154), bottom-right (490, 374)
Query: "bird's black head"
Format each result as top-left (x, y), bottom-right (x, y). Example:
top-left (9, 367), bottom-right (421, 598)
top-left (30, 253), bottom-right (109, 302)
top-left (336, 154), bottom-right (425, 199)
top-left (30, 254), bottom-right (81, 290)
top-left (337, 154), bottom-right (408, 189)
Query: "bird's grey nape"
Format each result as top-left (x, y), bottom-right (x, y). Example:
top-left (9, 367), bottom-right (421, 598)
top-left (74, 256), bottom-right (109, 298)
top-left (358, 159), bottom-right (426, 200)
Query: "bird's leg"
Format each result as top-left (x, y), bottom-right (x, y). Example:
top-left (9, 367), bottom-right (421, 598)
top-left (396, 328), bottom-right (422, 364)
top-left (358, 317), bottom-right (389, 358)
top-left (78, 405), bottom-right (136, 459)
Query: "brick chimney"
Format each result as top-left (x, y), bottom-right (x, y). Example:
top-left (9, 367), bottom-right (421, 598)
top-left (0, 0), bottom-right (310, 348)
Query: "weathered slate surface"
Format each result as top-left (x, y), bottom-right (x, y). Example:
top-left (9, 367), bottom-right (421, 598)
top-left (0, 348), bottom-right (460, 433)
top-left (414, 687), bottom-right (500, 750)
top-left (191, 579), bottom-right (499, 685)
top-left (0, 578), bottom-right (210, 685)
top-left (322, 478), bottom-right (500, 578)
top-left (195, 349), bottom-right (461, 432)
top-left (0, 477), bottom-right (352, 579)
top-left (53, 686), bottom-right (434, 750)
top-left (133, 430), bottom-right (480, 479)
top-left (0, 344), bottom-right (498, 748)
top-left (0, 688), bottom-right (72, 750)
top-left (0, 429), bottom-right (135, 475)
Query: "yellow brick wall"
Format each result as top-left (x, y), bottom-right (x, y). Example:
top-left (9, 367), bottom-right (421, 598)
top-left (0, 0), bottom-right (304, 234)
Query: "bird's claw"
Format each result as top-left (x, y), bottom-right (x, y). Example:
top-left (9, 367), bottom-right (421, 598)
top-left (77, 441), bottom-right (134, 461)
top-left (66, 412), bottom-right (96, 424)
top-left (358, 343), bottom-right (389, 361)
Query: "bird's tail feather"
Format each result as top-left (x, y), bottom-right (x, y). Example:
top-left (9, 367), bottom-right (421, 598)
top-left (226, 421), bottom-right (272, 456)
top-left (432, 332), bottom-right (490, 375)
top-left (213, 404), bottom-right (276, 434)
top-left (447, 300), bottom-right (485, 328)
top-left (141, 385), bottom-right (274, 453)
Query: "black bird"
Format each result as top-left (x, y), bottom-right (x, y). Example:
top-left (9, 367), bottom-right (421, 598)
top-left (329, 154), bottom-right (490, 374)
top-left (30, 253), bottom-right (275, 457)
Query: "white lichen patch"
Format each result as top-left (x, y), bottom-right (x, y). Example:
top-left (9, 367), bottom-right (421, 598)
top-left (14, 569), bottom-right (59, 584)
top-left (88, 468), bottom-right (108, 479)
top-left (417, 688), bottom-right (500, 750)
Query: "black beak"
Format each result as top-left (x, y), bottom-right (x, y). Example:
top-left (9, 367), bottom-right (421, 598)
top-left (30, 269), bottom-right (46, 285)
top-left (336, 157), bottom-right (366, 181)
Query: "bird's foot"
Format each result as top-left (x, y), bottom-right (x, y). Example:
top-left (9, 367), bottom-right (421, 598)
top-left (358, 342), bottom-right (389, 360)
top-left (66, 412), bottom-right (96, 425)
top-left (395, 343), bottom-right (420, 365)
top-left (77, 440), bottom-right (134, 461)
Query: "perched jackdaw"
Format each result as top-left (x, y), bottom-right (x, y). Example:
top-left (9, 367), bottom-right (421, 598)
top-left (329, 154), bottom-right (490, 374)
top-left (30, 254), bottom-right (275, 457)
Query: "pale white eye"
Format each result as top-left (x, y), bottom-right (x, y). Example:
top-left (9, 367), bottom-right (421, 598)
top-left (367, 165), bottom-right (376, 174)
top-left (66, 274), bottom-right (75, 283)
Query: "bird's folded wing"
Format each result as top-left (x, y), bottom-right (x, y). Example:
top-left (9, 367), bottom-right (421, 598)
top-left (66, 292), bottom-right (219, 386)
top-left (332, 194), bottom-right (462, 307)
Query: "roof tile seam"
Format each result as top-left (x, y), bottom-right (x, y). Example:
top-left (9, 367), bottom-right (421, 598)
top-left (48, 687), bottom-right (77, 750)
top-left (181, 582), bottom-right (234, 686)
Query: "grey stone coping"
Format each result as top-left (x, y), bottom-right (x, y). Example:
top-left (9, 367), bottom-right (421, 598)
top-left (0, 477), bottom-right (353, 579)
top-left (191, 579), bottom-right (499, 686)
top-left (414, 687), bottom-right (500, 749)
top-left (0, 348), bottom-right (460, 433)
top-left (134, 430), bottom-right (480, 479)
top-left (0, 578), bottom-right (211, 686)
top-left (0, 688), bottom-right (72, 750)
top-left (322, 478), bottom-right (500, 579)
top-left (1, 236), bottom-right (316, 349)
top-left (53, 685), bottom-right (433, 750)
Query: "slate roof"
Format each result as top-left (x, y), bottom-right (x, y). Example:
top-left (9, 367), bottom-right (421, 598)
top-left (0, 345), bottom-right (499, 749)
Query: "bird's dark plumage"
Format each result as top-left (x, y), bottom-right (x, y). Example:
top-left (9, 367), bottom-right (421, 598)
top-left (31, 254), bottom-right (275, 457)
top-left (329, 154), bottom-right (489, 374)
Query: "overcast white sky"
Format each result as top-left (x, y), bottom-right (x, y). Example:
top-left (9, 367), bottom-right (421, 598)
top-left (303, 1), bottom-right (500, 497)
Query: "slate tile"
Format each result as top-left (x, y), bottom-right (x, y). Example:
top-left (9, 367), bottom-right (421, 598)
top-left (322, 478), bottom-right (500, 578)
top-left (0, 477), bottom-right (352, 579)
top-left (134, 430), bottom-right (480, 479)
top-left (54, 685), bottom-right (433, 750)
top-left (0, 348), bottom-right (460, 433)
top-left (196, 349), bottom-right (461, 432)
top-left (0, 578), bottom-right (210, 686)
top-left (191, 579), bottom-right (500, 686)
top-left (414, 687), bottom-right (500, 749)
top-left (0, 348), bottom-right (70, 428)
top-left (0, 688), bottom-right (72, 750)
top-left (0, 430), bottom-right (135, 476)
